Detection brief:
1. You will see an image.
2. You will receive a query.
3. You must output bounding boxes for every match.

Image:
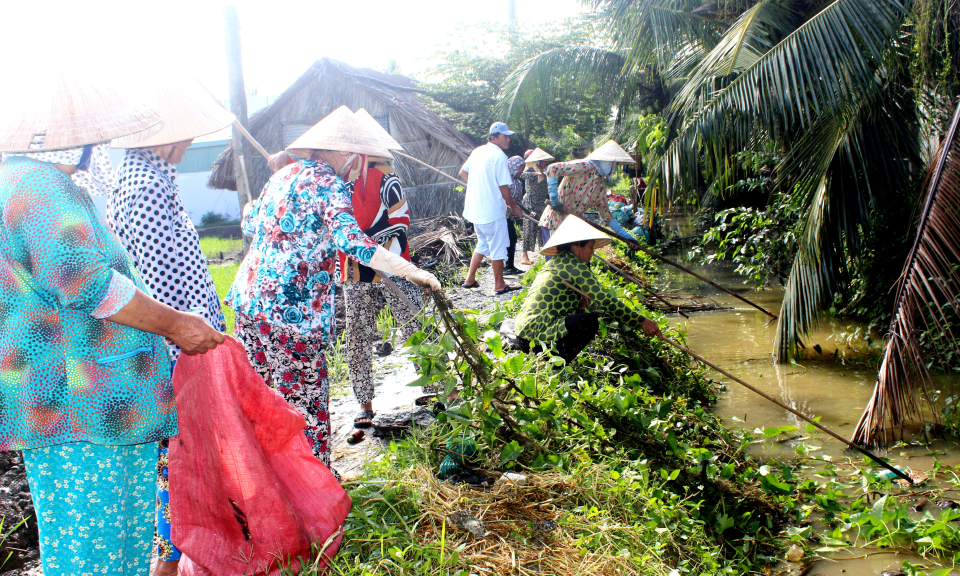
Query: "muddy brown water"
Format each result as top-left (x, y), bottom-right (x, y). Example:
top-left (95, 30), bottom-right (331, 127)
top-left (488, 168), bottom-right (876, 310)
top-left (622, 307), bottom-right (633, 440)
top-left (662, 252), bottom-right (960, 575)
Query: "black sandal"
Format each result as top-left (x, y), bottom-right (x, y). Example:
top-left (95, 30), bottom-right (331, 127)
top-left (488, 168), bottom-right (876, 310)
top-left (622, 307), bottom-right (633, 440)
top-left (461, 280), bottom-right (480, 289)
top-left (354, 409), bottom-right (375, 428)
top-left (495, 284), bottom-right (523, 295)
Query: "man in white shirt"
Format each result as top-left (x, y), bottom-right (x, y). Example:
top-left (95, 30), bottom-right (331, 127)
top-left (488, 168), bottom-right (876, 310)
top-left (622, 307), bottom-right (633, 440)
top-left (459, 122), bottom-right (523, 294)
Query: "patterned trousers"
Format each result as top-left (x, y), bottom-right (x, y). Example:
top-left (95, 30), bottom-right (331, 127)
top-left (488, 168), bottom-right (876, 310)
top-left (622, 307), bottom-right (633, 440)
top-left (23, 442), bottom-right (157, 576)
top-left (344, 278), bottom-right (424, 405)
top-left (235, 313), bottom-right (332, 466)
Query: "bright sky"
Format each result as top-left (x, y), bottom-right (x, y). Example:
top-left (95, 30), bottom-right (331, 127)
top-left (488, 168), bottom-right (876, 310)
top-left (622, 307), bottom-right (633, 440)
top-left (2, 0), bottom-right (586, 100)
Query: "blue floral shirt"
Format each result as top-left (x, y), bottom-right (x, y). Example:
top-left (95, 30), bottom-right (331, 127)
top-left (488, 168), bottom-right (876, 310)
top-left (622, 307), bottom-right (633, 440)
top-left (225, 159), bottom-right (379, 340)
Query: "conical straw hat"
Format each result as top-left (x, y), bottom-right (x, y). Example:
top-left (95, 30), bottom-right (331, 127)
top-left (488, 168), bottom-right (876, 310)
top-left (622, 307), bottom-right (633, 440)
top-left (111, 76), bottom-right (235, 148)
top-left (585, 140), bottom-right (634, 164)
top-left (0, 63), bottom-right (161, 153)
top-left (286, 105), bottom-right (392, 159)
top-left (525, 147), bottom-right (555, 164)
top-left (540, 215), bottom-right (612, 256)
top-left (355, 109), bottom-right (403, 151)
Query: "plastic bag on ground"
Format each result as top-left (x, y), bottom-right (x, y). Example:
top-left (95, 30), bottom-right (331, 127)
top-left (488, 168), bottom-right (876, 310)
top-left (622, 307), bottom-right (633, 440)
top-left (169, 336), bottom-right (351, 575)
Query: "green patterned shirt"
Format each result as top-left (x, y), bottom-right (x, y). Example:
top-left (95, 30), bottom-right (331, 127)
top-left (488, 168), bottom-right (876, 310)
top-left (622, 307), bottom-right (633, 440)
top-left (515, 252), bottom-right (648, 343)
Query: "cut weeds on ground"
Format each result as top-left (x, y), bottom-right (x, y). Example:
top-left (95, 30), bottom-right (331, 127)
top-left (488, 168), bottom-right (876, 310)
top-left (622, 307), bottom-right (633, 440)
top-left (294, 245), bottom-right (960, 575)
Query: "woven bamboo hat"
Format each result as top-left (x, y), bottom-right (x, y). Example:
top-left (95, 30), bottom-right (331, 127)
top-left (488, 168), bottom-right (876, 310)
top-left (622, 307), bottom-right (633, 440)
top-left (287, 105), bottom-right (392, 159)
top-left (111, 76), bottom-right (235, 149)
top-left (585, 140), bottom-right (634, 164)
top-left (540, 215), bottom-right (612, 256)
top-left (525, 147), bottom-right (555, 164)
top-left (0, 63), bottom-right (161, 153)
top-left (355, 109), bottom-right (403, 151)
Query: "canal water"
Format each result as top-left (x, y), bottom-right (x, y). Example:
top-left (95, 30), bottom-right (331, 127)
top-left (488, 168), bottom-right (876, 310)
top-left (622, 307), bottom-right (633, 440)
top-left (660, 240), bottom-right (960, 575)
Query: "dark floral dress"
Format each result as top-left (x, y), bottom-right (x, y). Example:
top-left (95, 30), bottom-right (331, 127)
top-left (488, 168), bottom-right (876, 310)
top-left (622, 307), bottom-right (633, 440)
top-left (227, 159), bottom-right (379, 467)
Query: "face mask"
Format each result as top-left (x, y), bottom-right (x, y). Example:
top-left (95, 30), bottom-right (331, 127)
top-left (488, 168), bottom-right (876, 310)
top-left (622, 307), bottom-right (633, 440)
top-left (338, 153), bottom-right (361, 181)
top-left (595, 160), bottom-right (615, 177)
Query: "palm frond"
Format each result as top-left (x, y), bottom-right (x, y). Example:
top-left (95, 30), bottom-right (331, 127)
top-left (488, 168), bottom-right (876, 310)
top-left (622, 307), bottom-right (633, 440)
top-left (852, 102), bottom-right (960, 447)
top-left (670, 0), bottom-right (802, 114)
top-left (772, 77), bottom-right (921, 359)
top-left (651, 0), bottom-right (908, 201)
top-left (498, 46), bottom-right (631, 121)
top-left (591, 0), bottom-right (724, 70)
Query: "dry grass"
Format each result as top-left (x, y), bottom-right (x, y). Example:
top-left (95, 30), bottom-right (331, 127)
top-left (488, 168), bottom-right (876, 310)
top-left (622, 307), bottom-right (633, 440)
top-left (409, 467), bottom-right (650, 576)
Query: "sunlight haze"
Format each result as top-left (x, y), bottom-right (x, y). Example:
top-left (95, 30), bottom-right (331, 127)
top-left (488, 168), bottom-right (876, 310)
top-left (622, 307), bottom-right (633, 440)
top-left (2, 0), bottom-right (587, 101)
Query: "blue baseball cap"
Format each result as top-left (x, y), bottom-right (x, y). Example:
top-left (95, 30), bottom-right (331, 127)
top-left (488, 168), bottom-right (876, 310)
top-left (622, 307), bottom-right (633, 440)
top-left (489, 122), bottom-right (516, 136)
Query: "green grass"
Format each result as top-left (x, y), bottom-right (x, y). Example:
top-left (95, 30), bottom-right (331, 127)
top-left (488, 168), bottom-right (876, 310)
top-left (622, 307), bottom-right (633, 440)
top-left (208, 263), bottom-right (239, 333)
top-left (200, 237), bottom-right (244, 260)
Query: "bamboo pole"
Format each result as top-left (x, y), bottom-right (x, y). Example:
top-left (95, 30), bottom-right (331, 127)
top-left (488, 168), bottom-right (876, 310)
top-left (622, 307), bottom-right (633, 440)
top-left (393, 151), bottom-right (466, 187)
top-left (558, 280), bottom-right (911, 485)
top-left (663, 336), bottom-right (913, 484)
top-left (593, 254), bottom-right (689, 319)
top-left (568, 213), bottom-right (779, 320)
top-left (233, 119), bottom-right (270, 161)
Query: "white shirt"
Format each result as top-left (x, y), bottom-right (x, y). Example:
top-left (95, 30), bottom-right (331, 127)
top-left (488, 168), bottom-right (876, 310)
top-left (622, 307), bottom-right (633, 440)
top-left (461, 142), bottom-right (513, 225)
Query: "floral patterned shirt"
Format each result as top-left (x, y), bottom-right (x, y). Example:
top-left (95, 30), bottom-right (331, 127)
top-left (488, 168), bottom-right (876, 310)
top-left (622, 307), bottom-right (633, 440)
top-left (0, 156), bottom-right (176, 450)
top-left (539, 160), bottom-right (614, 232)
top-left (225, 159), bottom-right (379, 340)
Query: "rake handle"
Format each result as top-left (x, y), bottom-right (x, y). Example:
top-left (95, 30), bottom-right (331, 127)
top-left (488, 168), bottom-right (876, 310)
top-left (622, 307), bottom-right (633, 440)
top-left (556, 277), bottom-right (910, 484)
top-left (578, 217), bottom-right (779, 321)
top-left (662, 337), bottom-right (913, 485)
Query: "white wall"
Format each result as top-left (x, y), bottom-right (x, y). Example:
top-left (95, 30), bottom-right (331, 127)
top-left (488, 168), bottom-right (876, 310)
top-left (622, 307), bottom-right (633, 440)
top-left (95, 150), bottom-right (241, 225)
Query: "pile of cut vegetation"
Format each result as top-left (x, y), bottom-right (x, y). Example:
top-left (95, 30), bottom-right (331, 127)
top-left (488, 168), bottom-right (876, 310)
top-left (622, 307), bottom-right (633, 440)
top-left (312, 246), bottom-right (800, 576)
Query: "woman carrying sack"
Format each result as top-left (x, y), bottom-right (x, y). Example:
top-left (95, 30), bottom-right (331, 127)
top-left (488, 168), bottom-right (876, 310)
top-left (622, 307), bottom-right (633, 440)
top-left (107, 76), bottom-right (236, 576)
top-left (226, 106), bottom-right (440, 470)
top-left (0, 64), bottom-right (223, 576)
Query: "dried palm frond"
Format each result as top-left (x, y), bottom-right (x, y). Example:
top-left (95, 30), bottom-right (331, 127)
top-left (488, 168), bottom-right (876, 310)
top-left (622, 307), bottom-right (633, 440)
top-left (852, 101), bottom-right (960, 447)
top-left (408, 215), bottom-right (476, 264)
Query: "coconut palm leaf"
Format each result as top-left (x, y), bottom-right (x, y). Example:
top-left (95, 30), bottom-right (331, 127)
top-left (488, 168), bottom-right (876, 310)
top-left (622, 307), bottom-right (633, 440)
top-left (670, 0), bottom-right (802, 114)
top-left (852, 102), bottom-right (960, 447)
top-left (590, 0), bottom-right (724, 70)
top-left (772, 75), bottom-right (921, 358)
top-left (498, 46), bottom-right (633, 121)
top-left (652, 0), bottom-right (908, 200)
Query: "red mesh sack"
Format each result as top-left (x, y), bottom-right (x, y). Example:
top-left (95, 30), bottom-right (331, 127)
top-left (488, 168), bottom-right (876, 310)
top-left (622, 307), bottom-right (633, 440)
top-left (169, 336), bottom-right (351, 575)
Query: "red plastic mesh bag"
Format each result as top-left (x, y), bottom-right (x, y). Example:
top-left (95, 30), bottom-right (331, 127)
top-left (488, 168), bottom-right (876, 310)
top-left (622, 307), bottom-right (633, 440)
top-left (169, 336), bottom-right (351, 575)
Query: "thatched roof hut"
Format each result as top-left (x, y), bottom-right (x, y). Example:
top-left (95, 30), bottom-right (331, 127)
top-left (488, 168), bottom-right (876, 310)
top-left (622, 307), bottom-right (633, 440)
top-left (208, 57), bottom-right (478, 217)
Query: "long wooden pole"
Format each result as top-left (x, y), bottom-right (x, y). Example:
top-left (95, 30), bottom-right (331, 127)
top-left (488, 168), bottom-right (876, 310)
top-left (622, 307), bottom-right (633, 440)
top-left (573, 214), bottom-right (779, 320)
top-left (594, 254), bottom-right (689, 319)
top-left (233, 119), bottom-right (270, 161)
top-left (392, 151), bottom-right (466, 187)
top-left (515, 207), bottom-right (775, 318)
top-left (558, 280), bottom-right (912, 485)
top-left (224, 6), bottom-right (253, 253)
top-left (664, 336), bottom-right (912, 484)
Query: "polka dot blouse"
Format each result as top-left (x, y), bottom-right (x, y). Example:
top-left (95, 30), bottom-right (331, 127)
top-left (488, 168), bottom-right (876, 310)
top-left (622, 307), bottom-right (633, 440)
top-left (107, 149), bottom-right (226, 358)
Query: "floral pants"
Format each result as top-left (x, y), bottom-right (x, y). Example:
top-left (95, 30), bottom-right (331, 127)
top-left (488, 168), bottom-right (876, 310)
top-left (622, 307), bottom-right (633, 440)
top-left (344, 278), bottom-right (423, 405)
top-left (22, 442), bottom-right (157, 576)
top-left (235, 313), bottom-right (332, 466)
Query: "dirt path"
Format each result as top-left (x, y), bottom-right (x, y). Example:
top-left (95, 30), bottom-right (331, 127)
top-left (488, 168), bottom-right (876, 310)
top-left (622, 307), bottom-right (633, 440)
top-left (329, 252), bottom-right (534, 479)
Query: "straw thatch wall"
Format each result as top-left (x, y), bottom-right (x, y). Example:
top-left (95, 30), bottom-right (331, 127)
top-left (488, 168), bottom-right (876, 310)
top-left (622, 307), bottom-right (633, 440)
top-left (208, 58), bottom-right (479, 217)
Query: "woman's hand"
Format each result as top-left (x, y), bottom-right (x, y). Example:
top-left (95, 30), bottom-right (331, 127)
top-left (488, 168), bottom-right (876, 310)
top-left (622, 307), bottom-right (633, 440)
top-left (169, 312), bottom-right (225, 355)
top-left (641, 318), bottom-right (663, 339)
top-left (107, 288), bottom-right (224, 354)
top-left (268, 151), bottom-right (292, 173)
